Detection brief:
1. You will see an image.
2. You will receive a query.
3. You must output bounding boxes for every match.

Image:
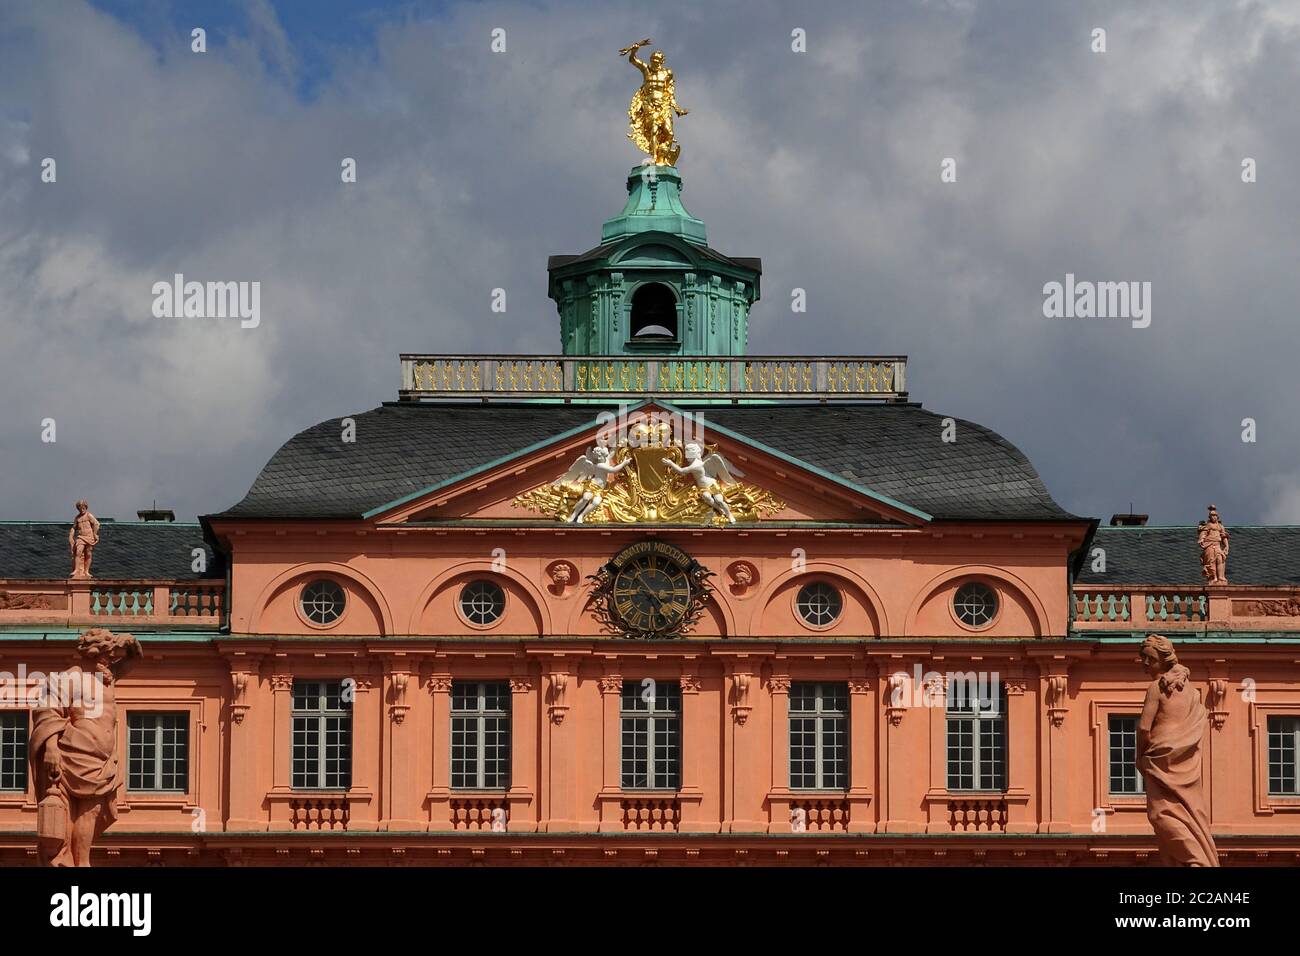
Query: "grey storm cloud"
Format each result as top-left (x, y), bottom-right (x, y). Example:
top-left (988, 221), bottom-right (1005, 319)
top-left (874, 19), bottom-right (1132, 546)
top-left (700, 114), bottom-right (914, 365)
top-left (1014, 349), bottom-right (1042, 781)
top-left (1, 0), bottom-right (1298, 525)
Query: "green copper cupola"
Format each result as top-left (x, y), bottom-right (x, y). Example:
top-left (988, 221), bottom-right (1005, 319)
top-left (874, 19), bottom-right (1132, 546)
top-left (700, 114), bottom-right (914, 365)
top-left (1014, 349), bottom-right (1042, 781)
top-left (548, 165), bottom-right (761, 357)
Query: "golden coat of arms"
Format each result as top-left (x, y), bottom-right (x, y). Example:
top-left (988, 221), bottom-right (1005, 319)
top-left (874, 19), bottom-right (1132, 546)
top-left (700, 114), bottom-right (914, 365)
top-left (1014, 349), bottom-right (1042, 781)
top-left (513, 423), bottom-right (784, 526)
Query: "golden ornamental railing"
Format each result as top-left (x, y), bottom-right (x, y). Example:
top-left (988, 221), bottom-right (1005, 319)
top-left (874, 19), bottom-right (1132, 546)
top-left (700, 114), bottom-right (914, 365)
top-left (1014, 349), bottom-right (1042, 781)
top-left (399, 355), bottom-right (908, 401)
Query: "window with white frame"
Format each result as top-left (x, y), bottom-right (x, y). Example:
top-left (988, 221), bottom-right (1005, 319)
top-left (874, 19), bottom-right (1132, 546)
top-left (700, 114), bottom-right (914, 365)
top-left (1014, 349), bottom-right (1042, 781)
top-left (291, 680), bottom-right (352, 789)
top-left (1268, 716), bottom-right (1300, 796)
top-left (451, 681), bottom-right (511, 789)
top-left (0, 712), bottom-right (27, 792)
top-left (946, 681), bottom-right (1007, 791)
top-left (127, 713), bottom-right (188, 792)
top-left (789, 682), bottom-right (848, 790)
top-left (1108, 714), bottom-right (1143, 795)
top-left (621, 680), bottom-right (680, 790)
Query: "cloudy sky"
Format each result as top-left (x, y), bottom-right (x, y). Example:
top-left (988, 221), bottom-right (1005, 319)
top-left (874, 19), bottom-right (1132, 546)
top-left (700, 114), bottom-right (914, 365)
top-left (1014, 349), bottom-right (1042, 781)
top-left (1, 0), bottom-right (1298, 526)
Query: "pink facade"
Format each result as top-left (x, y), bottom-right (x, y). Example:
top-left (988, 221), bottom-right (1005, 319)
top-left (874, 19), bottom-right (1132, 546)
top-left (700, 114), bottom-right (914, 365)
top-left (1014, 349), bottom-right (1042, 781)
top-left (1, 405), bottom-right (1298, 865)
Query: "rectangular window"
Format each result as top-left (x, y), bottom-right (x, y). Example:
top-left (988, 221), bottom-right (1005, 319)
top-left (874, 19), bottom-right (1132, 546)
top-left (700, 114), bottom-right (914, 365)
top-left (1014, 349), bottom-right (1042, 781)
top-left (292, 680), bottom-right (352, 790)
top-left (621, 680), bottom-right (680, 790)
top-left (0, 712), bottom-right (27, 792)
top-left (451, 681), bottom-right (511, 790)
top-left (946, 681), bottom-right (1007, 792)
top-left (1108, 714), bottom-right (1143, 795)
top-left (789, 682), bottom-right (848, 790)
top-left (1268, 716), bottom-right (1300, 796)
top-left (127, 713), bottom-right (189, 792)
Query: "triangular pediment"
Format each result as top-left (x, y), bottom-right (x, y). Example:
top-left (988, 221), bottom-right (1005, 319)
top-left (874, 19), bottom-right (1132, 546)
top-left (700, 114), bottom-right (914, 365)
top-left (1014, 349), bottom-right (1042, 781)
top-left (368, 402), bottom-right (930, 528)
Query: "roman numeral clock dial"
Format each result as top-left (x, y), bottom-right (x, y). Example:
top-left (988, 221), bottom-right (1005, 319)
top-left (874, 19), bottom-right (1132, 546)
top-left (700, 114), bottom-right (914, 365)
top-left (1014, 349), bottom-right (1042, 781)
top-left (591, 541), bottom-right (713, 639)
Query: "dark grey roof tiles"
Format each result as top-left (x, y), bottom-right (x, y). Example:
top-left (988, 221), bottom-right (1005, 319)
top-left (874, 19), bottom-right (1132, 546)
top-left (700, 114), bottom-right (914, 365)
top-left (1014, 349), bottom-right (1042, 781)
top-left (1077, 526), bottom-right (1300, 587)
top-left (701, 405), bottom-right (1078, 521)
top-left (0, 523), bottom-right (224, 581)
top-left (213, 401), bottom-right (1080, 522)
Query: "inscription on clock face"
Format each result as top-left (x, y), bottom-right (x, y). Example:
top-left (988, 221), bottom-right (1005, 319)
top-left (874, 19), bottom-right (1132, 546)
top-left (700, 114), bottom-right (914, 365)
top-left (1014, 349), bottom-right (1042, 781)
top-left (590, 540), bottom-right (713, 639)
top-left (613, 553), bottom-right (692, 633)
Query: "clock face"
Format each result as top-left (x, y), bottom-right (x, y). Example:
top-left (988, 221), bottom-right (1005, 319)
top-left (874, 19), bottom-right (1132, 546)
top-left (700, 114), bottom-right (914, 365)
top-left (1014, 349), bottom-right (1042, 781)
top-left (612, 553), bottom-right (692, 634)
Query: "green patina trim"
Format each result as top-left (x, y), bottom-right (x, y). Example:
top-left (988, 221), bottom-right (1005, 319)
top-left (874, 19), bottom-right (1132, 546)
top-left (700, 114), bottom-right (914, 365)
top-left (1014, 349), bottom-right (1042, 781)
top-left (363, 397), bottom-right (932, 523)
top-left (0, 630), bottom-right (219, 642)
top-left (4, 628), bottom-right (1295, 646)
top-left (657, 400), bottom-right (932, 522)
top-left (361, 401), bottom-right (651, 518)
top-left (1094, 524), bottom-right (1300, 531)
top-left (1067, 632), bottom-right (1300, 643)
top-left (0, 520), bottom-right (203, 527)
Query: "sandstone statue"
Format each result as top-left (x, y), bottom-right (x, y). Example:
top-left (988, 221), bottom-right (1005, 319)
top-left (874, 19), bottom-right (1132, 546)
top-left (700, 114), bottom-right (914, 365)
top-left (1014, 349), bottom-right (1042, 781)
top-left (1137, 634), bottom-right (1219, 866)
top-left (31, 628), bottom-right (142, 866)
top-left (68, 500), bottom-right (100, 579)
top-left (1197, 505), bottom-right (1229, 586)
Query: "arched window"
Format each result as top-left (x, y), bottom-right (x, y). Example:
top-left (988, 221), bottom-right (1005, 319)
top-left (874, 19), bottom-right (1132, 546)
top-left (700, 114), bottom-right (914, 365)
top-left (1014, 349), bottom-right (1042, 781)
top-left (629, 283), bottom-right (678, 340)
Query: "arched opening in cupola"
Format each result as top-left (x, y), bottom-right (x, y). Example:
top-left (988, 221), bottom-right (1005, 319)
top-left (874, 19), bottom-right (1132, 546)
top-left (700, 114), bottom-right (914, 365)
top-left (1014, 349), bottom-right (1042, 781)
top-left (629, 282), bottom-right (679, 341)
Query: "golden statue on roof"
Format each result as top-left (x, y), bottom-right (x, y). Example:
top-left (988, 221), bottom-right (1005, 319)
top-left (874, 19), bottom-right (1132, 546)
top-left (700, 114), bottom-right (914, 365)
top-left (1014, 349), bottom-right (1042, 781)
top-left (620, 39), bottom-right (688, 166)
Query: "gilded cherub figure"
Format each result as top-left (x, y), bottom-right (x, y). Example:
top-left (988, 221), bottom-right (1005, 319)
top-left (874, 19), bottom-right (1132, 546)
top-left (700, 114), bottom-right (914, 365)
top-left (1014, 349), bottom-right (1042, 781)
top-left (553, 445), bottom-right (629, 524)
top-left (620, 39), bottom-right (688, 166)
top-left (662, 442), bottom-right (743, 524)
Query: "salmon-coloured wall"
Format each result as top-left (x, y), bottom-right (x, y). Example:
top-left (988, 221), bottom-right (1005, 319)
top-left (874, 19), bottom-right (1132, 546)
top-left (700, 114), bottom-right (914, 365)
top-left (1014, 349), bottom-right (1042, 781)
top-left (217, 523), bottom-right (1078, 640)
top-left (2, 640), bottom-right (1297, 851)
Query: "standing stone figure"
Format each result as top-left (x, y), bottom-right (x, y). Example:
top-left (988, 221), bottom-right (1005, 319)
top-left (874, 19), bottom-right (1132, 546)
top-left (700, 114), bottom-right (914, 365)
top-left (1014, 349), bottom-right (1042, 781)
top-left (30, 628), bottom-right (142, 866)
top-left (1197, 505), bottom-right (1229, 585)
top-left (1137, 634), bottom-right (1219, 866)
top-left (68, 500), bottom-right (100, 579)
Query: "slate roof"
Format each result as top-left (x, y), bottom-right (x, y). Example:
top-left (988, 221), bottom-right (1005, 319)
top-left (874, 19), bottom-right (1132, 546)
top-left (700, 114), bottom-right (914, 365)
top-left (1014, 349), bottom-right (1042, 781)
top-left (212, 401), bottom-right (1080, 522)
top-left (1077, 527), bottom-right (1300, 587)
top-left (0, 523), bottom-right (225, 581)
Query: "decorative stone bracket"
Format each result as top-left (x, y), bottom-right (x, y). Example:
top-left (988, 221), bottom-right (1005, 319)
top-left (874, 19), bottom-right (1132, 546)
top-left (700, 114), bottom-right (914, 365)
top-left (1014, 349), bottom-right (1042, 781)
top-left (229, 668), bottom-right (254, 724)
top-left (548, 672), bottom-right (570, 724)
top-left (1047, 674), bottom-right (1069, 727)
top-left (389, 672), bottom-right (411, 724)
top-left (731, 673), bottom-right (752, 725)
top-left (884, 672), bottom-right (907, 726)
top-left (1207, 678), bottom-right (1229, 730)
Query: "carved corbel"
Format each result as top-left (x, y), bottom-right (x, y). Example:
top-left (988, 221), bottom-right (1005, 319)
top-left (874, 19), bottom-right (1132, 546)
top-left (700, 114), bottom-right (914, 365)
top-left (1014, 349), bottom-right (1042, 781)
top-left (884, 671), bottom-right (908, 726)
top-left (731, 672), bottom-right (752, 725)
top-left (389, 671), bottom-right (411, 724)
top-left (1047, 674), bottom-right (1069, 727)
top-left (229, 667), bottom-right (255, 724)
top-left (548, 672), bottom-right (570, 724)
top-left (1207, 678), bottom-right (1229, 730)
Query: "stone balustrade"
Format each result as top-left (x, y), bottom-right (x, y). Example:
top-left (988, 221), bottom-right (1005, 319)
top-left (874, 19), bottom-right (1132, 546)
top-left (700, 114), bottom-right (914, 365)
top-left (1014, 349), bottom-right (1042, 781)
top-left (0, 580), bottom-right (225, 628)
top-left (399, 354), bottom-right (908, 401)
